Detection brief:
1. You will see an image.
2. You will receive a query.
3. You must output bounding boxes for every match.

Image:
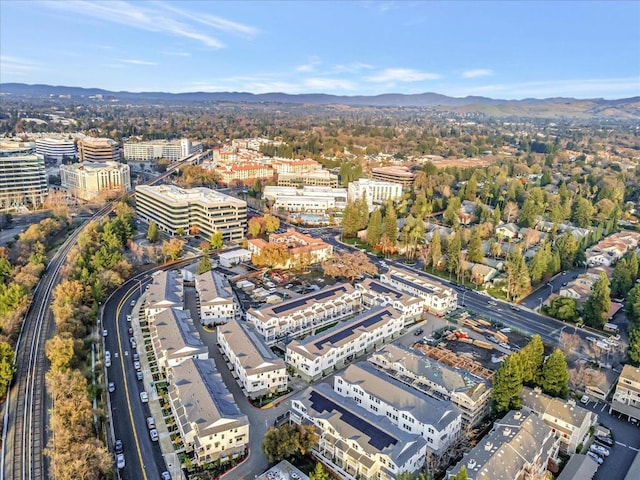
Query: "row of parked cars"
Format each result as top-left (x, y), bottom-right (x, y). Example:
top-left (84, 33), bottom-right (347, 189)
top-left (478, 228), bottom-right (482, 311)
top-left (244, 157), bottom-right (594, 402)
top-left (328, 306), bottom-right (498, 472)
top-left (587, 435), bottom-right (613, 465)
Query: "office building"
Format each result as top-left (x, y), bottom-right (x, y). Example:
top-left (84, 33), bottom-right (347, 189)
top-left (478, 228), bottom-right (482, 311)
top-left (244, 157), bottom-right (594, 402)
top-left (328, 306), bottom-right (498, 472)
top-left (277, 170), bottom-right (339, 188)
top-left (135, 185), bottom-right (247, 242)
top-left (347, 178), bottom-right (403, 206)
top-left (380, 266), bottom-right (457, 315)
top-left (371, 166), bottom-right (416, 186)
top-left (263, 185), bottom-right (348, 214)
top-left (194, 270), bottom-right (240, 326)
top-left (35, 137), bottom-right (77, 162)
top-left (217, 319), bottom-right (288, 399)
top-left (60, 161), bottom-right (131, 201)
top-left (78, 137), bottom-right (120, 162)
top-left (271, 158), bottom-right (321, 174)
top-left (356, 278), bottom-right (423, 325)
top-left (213, 162), bottom-right (275, 186)
top-left (0, 152), bottom-right (47, 211)
top-left (610, 364), bottom-right (640, 423)
top-left (123, 138), bottom-right (193, 162)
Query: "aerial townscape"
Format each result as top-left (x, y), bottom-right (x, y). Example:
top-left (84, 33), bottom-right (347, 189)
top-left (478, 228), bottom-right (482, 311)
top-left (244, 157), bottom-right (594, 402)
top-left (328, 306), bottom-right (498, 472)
top-left (0, 2), bottom-right (639, 480)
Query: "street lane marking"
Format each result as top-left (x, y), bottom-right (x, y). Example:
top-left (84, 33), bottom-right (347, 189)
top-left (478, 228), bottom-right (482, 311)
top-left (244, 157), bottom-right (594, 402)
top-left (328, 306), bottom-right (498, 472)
top-left (616, 442), bottom-right (627, 447)
top-left (601, 404), bottom-right (606, 412)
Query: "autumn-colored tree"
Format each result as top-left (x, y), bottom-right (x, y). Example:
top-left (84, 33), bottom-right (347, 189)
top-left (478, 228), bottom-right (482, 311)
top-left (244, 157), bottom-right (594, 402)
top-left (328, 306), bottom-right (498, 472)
top-left (262, 424), bottom-right (318, 463)
top-left (321, 251), bottom-right (378, 282)
top-left (0, 341), bottom-right (15, 399)
top-left (248, 217), bottom-right (263, 238)
top-left (251, 243), bottom-right (290, 268)
top-left (196, 254), bottom-right (212, 274)
top-left (162, 237), bottom-right (185, 261)
top-left (45, 333), bottom-right (76, 372)
top-left (210, 231), bottom-right (224, 249)
top-left (263, 214), bottom-right (280, 234)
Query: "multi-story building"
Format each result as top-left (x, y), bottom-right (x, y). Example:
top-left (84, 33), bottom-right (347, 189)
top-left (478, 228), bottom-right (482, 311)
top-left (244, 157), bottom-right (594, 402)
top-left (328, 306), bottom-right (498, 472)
top-left (369, 343), bottom-right (492, 427)
top-left (371, 166), bottom-right (416, 186)
top-left (167, 358), bottom-right (249, 465)
top-left (246, 283), bottom-right (361, 345)
top-left (247, 228), bottom-right (333, 268)
top-left (446, 410), bottom-right (560, 480)
top-left (610, 365), bottom-right (640, 423)
top-left (356, 278), bottom-right (423, 325)
top-left (286, 306), bottom-right (405, 381)
top-left (271, 158), bottom-right (321, 174)
top-left (380, 266), bottom-right (457, 315)
top-left (135, 185), bottom-right (247, 241)
top-left (78, 137), bottom-right (120, 162)
top-left (347, 178), bottom-right (403, 206)
top-left (60, 161), bottom-right (131, 201)
top-left (521, 387), bottom-right (597, 454)
top-left (277, 170), bottom-right (339, 188)
top-left (0, 152), bottom-right (47, 211)
top-left (149, 307), bottom-right (209, 370)
top-left (263, 186), bottom-right (348, 214)
top-left (335, 362), bottom-right (462, 453)
top-left (290, 383), bottom-right (428, 480)
top-left (123, 138), bottom-right (193, 162)
top-left (144, 270), bottom-right (184, 320)
top-left (35, 137), bottom-right (77, 162)
top-left (194, 270), bottom-right (240, 325)
top-left (217, 319), bottom-right (287, 399)
top-left (213, 162), bottom-right (275, 186)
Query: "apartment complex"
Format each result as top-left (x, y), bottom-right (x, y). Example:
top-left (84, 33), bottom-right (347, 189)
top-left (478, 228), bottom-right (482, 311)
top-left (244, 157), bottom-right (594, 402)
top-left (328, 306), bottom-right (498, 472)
top-left (123, 138), bottom-right (193, 162)
top-left (35, 137), bottom-right (77, 162)
top-left (335, 362), bottom-right (462, 453)
top-left (290, 383), bottom-right (428, 480)
top-left (194, 270), bottom-right (240, 325)
top-left (271, 158), bottom-right (321, 174)
top-left (521, 387), bottom-right (597, 453)
top-left (144, 270), bottom-right (184, 320)
top-left (60, 161), bottom-right (131, 201)
top-left (380, 266), bottom-right (458, 315)
top-left (347, 178), bottom-right (403, 206)
top-left (213, 162), bottom-right (275, 186)
top-left (167, 358), bottom-right (249, 465)
top-left (610, 364), bottom-right (640, 423)
top-left (135, 185), bottom-right (247, 241)
top-left (371, 166), bottom-right (416, 186)
top-left (369, 343), bottom-right (492, 427)
top-left (263, 185), bottom-right (348, 214)
top-left (277, 169), bottom-right (338, 188)
top-left (248, 229), bottom-right (333, 268)
top-left (355, 278), bottom-right (424, 324)
top-left (286, 306), bottom-right (405, 381)
top-left (246, 283), bottom-right (361, 345)
top-left (447, 410), bottom-right (560, 480)
top-left (78, 137), bottom-right (120, 162)
top-left (0, 152), bottom-right (47, 211)
top-left (217, 319), bottom-right (287, 399)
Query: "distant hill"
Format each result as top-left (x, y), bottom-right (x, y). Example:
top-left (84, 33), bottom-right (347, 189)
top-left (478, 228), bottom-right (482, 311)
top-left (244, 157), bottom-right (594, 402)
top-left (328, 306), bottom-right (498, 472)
top-left (1, 83), bottom-right (638, 119)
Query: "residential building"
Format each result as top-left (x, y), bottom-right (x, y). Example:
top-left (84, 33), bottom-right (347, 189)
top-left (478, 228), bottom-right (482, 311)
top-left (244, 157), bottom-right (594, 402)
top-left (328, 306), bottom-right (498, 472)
top-left (286, 306), bottom-right (405, 381)
top-left (495, 223), bottom-right (520, 240)
top-left (277, 169), bottom-right (339, 188)
top-left (521, 387), bottom-right (597, 453)
top-left (371, 166), bottom-right (415, 186)
top-left (135, 185), bottom-right (247, 241)
top-left (123, 138), bottom-right (193, 162)
top-left (217, 319), bottom-right (287, 399)
top-left (144, 270), bottom-right (184, 320)
top-left (369, 343), bottom-right (492, 427)
top-left (246, 283), bottom-right (361, 345)
top-left (347, 178), bottom-right (403, 207)
top-left (0, 152), bottom-right (47, 211)
top-left (380, 266), bottom-right (457, 315)
top-left (35, 137), bottom-right (77, 162)
top-left (218, 248), bottom-right (252, 267)
top-left (194, 270), bottom-right (240, 325)
top-left (446, 410), bottom-right (560, 480)
top-left (610, 365), bottom-right (640, 422)
top-left (583, 368), bottom-right (618, 401)
top-left (290, 383), bottom-right (428, 480)
top-left (167, 358), bottom-right (249, 465)
top-left (78, 137), bottom-right (120, 162)
top-left (149, 307), bottom-right (209, 370)
top-left (247, 229), bottom-right (333, 269)
top-left (586, 231), bottom-right (640, 267)
top-left (213, 162), bottom-right (275, 186)
top-left (355, 278), bottom-right (423, 324)
top-left (60, 161), bottom-right (131, 201)
top-left (271, 158), bottom-right (321, 174)
top-left (556, 455), bottom-right (598, 480)
top-left (335, 362), bottom-right (462, 453)
top-left (263, 185), bottom-right (348, 214)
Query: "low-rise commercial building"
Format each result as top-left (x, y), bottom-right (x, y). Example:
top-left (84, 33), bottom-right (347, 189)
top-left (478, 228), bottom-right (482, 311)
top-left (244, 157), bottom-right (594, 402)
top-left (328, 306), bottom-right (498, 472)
top-left (446, 410), bottom-right (560, 480)
top-left (218, 248), bottom-right (252, 267)
top-left (167, 358), bottom-right (249, 465)
top-left (356, 278), bottom-right (423, 325)
top-left (0, 152), bottom-right (47, 211)
top-left (277, 169), bottom-right (338, 188)
top-left (286, 306), bottom-right (405, 381)
top-left (290, 383), bottom-right (428, 480)
top-left (217, 319), bottom-right (287, 399)
top-left (610, 364), bottom-right (640, 423)
top-left (135, 185), bottom-right (247, 241)
top-left (369, 343), bottom-right (491, 427)
top-left (247, 229), bottom-right (333, 269)
top-left (371, 166), bottom-right (416, 186)
top-left (35, 137), bottom-right (77, 162)
top-left (246, 283), bottom-right (361, 345)
top-left (335, 362), bottom-right (462, 453)
top-left (149, 307), bottom-right (208, 370)
top-left (347, 178), bottom-right (403, 206)
top-left (380, 267), bottom-right (457, 315)
top-left (78, 137), bottom-right (120, 162)
top-left (263, 186), bottom-right (348, 214)
top-left (194, 270), bottom-right (240, 325)
top-left (144, 270), bottom-right (184, 320)
top-left (60, 161), bottom-right (131, 201)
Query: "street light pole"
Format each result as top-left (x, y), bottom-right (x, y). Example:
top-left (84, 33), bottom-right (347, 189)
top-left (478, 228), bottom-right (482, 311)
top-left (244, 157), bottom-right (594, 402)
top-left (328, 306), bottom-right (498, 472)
top-left (538, 297), bottom-right (543, 311)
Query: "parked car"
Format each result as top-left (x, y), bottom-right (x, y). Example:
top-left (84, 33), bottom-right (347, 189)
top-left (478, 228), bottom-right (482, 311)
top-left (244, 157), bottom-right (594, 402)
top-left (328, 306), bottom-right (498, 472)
top-left (104, 351), bottom-right (111, 368)
top-left (580, 395), bottom-right (590, 405)
top-left (140, 391), bottom-right (149, 403)
top-left (595, 436), bottom-right (614, 447)
top-left (134, 361), bottom-right (141, 371)
top-left (414, 328), bottom-right (424, 336)
top-left (130, 300), bottom-right (136, 307)
top-left (102, 329), bottom-right (108, 337)
top-left (136, 371), bottom-right (144, 381)
top-left (114, 439), bottom-right (123, 454)
top-left (146, 416), bottom-right (156, 430)
top-left (161, 472), bottom-right (171, 480)
top-left (590, 444), bottom-right (610, 457)
top-left (133, 353), bottom-right (139, 362)
top-left (126, 315), bottom-right (132, 322)
top-left (116, 453), bottom-right (125, 469)
top-left (499, 342), bottom-right (511, 350)
top-left (128, 327), bottom-right (133, 335)
top-left (149, 428), bottom-right (159, 441)
top-left (108, 382), bottom-right (115, 393)
top-left (587, 451), bottom-right (604, 465)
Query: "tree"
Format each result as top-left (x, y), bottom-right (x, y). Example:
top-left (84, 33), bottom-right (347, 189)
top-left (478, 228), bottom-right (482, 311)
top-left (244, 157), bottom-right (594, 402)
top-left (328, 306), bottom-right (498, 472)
top-left (445, 231), bottom-right (462, 279)
top-left (0, 341), bottom-right (15, 399)
top-left (322, 251), bottom-right (378, 282)
top-left (545, 296), bottom-right (579, 322)
top-left (366, 208), bottom-right (383, 248)
top-left (310, 463), bottom-right (330, 480)
top-left (554, 233), bottom-right (578, 271)
top-left (451, 466), bottom-right (468, 480)
top-left (505, 246), bottom-right (531, 301)
top-left (628, 324), bottom-right (640, 365)
top-left (383, 199), bottom-right (398, 243)
top-left (582, 272), bottom-right (611, 328)
top-left (161, 238), bottom-right (185, 261)
top-left (443, 197), bottom-right (460, 227)
top-left (261, 424), bottom-right (318, 463)
top-left (45, 334), bottom-right (75, 372)
top-left (248, 217), bottom-right (263, 238)
top-left (539, 348), bottom-right (569, 398)
top-left (612, 258), bottom-right (632, 299)
top-left (626, 284), bottom-right (640, 323)
top-left (196, 254), bottom-right (212, 274)
top-left (467, 228), bottom-right (484, 263)
top-left (529, 241), bottom-right (552, 283)
top-left (252, 243), bottom-right (291, 269)
top-left (430, 230), bottom-right (442, 269)
top-left (572, 197), bottom-right (595, 228)
top-left (518, 335), bottom-right (544, 384)
top-left (492, 353), bottom-right (522, 413)
top-left (210, 231), bottom-right (224, 249)
top-left (263, 214), bottom-right (280, 234)
top-left (146, 220), bottom-right (159, 243)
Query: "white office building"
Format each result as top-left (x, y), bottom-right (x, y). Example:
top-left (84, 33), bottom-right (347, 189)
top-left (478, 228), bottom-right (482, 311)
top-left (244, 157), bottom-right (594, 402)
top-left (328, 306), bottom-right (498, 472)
top-left (347, 178), bottom-right (403, 206)
top-left (194, 270), bottom-right (240, 325)
top-left (263, 186), bottom-right (348, 214)
top-left (35, 137), bottom-right (77, 162)
top-left (0, 152), bottom-right (47, 211)
top-left (60, 161), bottom-right (131, 201)
top-left (123, 138), bottom-right (193, 162)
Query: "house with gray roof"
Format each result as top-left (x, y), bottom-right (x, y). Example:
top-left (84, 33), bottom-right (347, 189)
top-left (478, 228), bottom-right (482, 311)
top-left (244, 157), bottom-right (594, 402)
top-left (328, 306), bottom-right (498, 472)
top-left (335, 362), bottom-right (462, 453)
top-left (144, 269), bottom-right (183, 320)
top-left (447, 409), bottom-right (560, 480)
top-left (556, 454), bottom-right (598, 480)
top-left (290, 383), bottom-right (428, 480)
top-left (380, 266), bottom-right (457, 315)
top-left (149, 307), bottom-right (208, 370)
top-left (369, 343), bottom-right (491, 426)
top-left (356, 278), bottom-right (423, 324)
top-left (195, 270), bottom-right (240, 326)
top-left (167, 358), bottom-right (249, 465)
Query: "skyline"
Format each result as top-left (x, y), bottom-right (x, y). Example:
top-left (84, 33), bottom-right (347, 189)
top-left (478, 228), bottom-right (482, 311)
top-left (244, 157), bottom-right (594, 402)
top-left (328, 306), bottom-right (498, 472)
top-left (0, 1), bottom-right (639, 99)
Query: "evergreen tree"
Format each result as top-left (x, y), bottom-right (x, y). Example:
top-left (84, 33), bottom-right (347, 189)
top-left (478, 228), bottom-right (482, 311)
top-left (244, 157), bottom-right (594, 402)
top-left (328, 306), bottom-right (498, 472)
top-left (146, 220), bottom-right (159, 243)
top-left (529, 241), bottom-right (551, 283)
top-left (629, 253), bottom-right (639, 281)
top-left (430, 230), bottom-right (442, 269)
top-left (309, 463), bottom-right (330, 480)
top-left (492, 354), bottom-right (523, 413)
top-left (443, 197), bottom-right (461, 227)
top-left (366, 208), bottom-right (383, 248)
top-left (518, 335), bottom-right (544, 384)
top-left (626, 284), bottom-right (640, 323)
top-left (582, 272), bottom-right (611, 328)
top-left (445, 231), bottom-right (462, 277)
top-left (572, 197), bottom-right (595, 228)
top-left (505, 246), bottom-right (531, 301)
top-left (467, 228), bottom-right (484, 263)
top-left (492, 205), bottom-right (501, 225)
top-left (611, 259), bottom-right (632, 299)
top-left (196, 254), bottom-right (212, 274)
top-left (628, 324), bottom-right (640, 365)
top-left (540, 349), bottom-right (569, 398)
top-left (554, 233), bottom-right (578, 271)
top-left (451, 466), bottom-right (468, 480)
top-left (383, 199), bottom-right (398, 243)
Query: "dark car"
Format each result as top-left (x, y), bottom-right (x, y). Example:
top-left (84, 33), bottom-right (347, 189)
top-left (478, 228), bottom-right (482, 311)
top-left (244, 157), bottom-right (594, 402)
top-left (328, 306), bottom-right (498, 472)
top-left (414, 328), bottom-right (424, 336)
top-left (595, 435), bottom-right (614, 447)
top-left (114, 439), bottom-right (123, 454)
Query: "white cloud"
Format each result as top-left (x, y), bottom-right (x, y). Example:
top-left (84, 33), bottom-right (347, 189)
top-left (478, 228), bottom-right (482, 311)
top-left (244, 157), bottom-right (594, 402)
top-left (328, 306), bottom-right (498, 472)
top-left (162, 51), bottom-right (191, 57)
top-left (120, 59), bottom-right (158, 66)
top-left (0, 55), bottom-right (39, 77)
top-left (462, 69), bottom-right (494, 79)
top-left (295, 56), bottom-right (322, 73)
top-left (304, 78), bottom-right (356, 91)
top-left (158, 3), bottom-right (259, 38)
top-left (367, 68), bottom-right (441, 83)
top-left (331, 62), bottom-right (374, 74)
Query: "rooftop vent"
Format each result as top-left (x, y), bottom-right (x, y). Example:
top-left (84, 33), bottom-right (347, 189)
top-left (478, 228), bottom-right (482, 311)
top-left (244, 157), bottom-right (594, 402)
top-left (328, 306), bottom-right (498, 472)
top-left (514, 411), bottom-right (522, 420)
top-left (503, 428), bottom-right (512, 436)
top-left (468, 459), bottom-right (477, 470)
top-left (484, 442), bottom-right (494, 451)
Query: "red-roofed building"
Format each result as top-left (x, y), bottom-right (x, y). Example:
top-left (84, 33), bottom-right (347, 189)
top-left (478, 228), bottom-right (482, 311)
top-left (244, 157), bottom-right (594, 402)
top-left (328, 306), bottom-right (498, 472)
top-left (214, 162), bottom-right (275, 186)
top-left (247, 228), bottom-right (333, 268)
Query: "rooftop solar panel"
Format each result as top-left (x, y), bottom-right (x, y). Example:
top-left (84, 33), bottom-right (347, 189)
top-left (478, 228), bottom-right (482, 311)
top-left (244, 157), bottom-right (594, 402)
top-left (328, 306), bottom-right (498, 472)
top-left (368, 281), bottom-right (402, 298)
top-left (270, 285), bottom-right (348, 315)
top-left (313, 309), bottom-right (391, 351)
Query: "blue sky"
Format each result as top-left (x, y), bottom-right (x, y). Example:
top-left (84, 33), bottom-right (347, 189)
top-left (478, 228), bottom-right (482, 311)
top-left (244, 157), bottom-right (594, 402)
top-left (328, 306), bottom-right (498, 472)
top-left (1, 0), bottom-right (639, 99)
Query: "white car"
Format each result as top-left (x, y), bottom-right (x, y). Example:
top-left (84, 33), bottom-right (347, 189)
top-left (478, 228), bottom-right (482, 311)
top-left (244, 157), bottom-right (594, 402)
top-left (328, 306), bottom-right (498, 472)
top-left (586, 336), bottom-right (597, 342)
top-left (140, 391), bottom-right (149, 403)
top-left (590, 444), bottom-right (610, 457)
top-left (149, 428), bottom-right (159, 441)
top-left (102, 329), bottom-right (108, 337)
top-left (580, 395), bottom-right (590, 405)
top-left (134, 361), bottom-right (141, 371)
top-left (126, 315), bottom-right (132, 322)
top-left (488, 300), bottom-right (498, 306)
top-left (104, 351), bottom-right (111, 368)
top-left (130, 300), bottom-right (136, 307)
top-left (587, 451), bottom-right (604, 465)
top-left (116, 453), bottom-right (125, 469)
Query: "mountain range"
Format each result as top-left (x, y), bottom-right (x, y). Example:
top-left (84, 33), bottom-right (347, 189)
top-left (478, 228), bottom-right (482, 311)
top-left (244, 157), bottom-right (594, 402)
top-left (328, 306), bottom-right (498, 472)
top-left (2, 83), bottom-right (639, 119)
